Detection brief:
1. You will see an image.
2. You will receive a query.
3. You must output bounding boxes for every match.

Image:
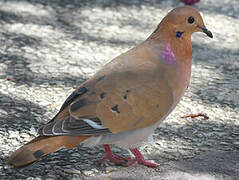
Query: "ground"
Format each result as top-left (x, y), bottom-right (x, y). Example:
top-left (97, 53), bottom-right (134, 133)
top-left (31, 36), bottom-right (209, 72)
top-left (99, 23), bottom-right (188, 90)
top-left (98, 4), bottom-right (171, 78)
top-left (0, 0), bottom-right (238, 179)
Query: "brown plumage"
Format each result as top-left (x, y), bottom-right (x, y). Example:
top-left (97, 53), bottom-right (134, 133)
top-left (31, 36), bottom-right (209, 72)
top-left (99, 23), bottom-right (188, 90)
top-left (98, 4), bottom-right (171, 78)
top-left (8, 6), bottom-right (213, 169)
top-left (8, 136), bottom-right (89, 169)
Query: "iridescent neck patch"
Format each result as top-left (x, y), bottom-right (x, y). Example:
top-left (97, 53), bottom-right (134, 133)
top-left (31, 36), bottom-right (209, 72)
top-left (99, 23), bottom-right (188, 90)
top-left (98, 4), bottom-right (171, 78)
top-left (161, 43), bottom-right (176, 65)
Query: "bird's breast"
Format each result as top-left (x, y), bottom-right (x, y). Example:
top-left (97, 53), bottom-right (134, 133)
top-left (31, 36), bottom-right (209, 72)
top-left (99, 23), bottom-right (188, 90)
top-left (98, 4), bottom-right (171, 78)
top-left (168, 59), bottom-right (192, 105)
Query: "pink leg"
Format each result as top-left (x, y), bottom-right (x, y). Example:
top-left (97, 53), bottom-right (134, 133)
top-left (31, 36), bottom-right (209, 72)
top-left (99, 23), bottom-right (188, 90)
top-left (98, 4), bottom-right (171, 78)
top-left (98, 144), bottom-right (133, 165)
top-left (129, 148), bottom-right (159, 167)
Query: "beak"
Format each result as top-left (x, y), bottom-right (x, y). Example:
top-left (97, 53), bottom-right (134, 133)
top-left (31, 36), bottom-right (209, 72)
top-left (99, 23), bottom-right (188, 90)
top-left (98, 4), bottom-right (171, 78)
top-left (202, 27), bottom-right (213, 38)
top-left (197, 25), bottom-right (213, 38)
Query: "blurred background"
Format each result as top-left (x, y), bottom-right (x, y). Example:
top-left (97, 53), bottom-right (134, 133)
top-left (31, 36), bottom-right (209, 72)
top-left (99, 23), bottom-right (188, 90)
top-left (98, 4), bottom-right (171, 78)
top-left (0, 0), bottom-right (238, 179)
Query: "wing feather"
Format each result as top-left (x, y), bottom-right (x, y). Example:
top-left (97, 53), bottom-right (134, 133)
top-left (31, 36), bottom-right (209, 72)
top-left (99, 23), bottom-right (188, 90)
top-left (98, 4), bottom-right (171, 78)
top-left (38, 43), bottom-right (175, 136)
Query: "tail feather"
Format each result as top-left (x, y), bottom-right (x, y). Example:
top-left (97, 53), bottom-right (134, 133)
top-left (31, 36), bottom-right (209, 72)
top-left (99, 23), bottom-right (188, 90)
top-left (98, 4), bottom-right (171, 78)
top-left (8, 135), bottom-right (89, 169)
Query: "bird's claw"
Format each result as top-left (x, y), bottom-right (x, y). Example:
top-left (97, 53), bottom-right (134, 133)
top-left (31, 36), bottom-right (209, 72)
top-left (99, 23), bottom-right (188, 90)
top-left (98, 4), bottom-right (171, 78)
top-left (98, 154), bottom-right (158, 167)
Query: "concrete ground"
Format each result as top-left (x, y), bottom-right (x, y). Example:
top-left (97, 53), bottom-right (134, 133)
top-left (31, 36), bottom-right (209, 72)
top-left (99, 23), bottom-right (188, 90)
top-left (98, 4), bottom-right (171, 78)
top-left (0, 0), bottom-right (238, 179)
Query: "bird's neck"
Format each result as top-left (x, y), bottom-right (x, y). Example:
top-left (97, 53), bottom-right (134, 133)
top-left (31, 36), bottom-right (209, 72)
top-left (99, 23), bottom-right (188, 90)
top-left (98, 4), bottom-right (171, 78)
top-left (146, 27), bottom-right (193, 103)
top-left (148, 25), bottom-right (193, 69)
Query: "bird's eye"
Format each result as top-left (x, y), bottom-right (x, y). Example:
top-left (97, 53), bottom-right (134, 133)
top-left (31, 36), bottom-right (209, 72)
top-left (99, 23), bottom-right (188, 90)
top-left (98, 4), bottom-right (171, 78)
top-left (187, 16), bottom-right (195, 24)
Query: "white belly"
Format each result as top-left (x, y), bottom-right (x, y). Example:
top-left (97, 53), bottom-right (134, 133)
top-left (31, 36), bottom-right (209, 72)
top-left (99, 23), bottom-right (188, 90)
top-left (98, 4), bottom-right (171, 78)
top-left (82, 122), bottom-right (158, 148)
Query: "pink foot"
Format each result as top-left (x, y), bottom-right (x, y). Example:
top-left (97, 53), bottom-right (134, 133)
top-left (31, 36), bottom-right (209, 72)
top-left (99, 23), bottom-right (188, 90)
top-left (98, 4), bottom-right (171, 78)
top-left (180, 0), bottom-right (200, 5)
top-left (128, 148), bottom-right (159, 168)
top-left (99, 145), bottom-right (158, 168)
top-left (99, 144), bottom-right (133, 165)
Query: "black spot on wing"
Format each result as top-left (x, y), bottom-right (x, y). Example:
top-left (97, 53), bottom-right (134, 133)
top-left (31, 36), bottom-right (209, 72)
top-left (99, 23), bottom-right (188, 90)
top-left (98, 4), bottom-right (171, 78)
top-left (100, 92), bottom-right (106, 99)
top-left (59, 87), bottom-right (88, 112)
top-left (126, 90), bottom-right (131, 93)
top-left (123, 89), bottom-right (131, 100)
top-left (111, 105), bottom-right (120, 113)
top-left (77, 87), bottom-right (88, 94)
top-left (70, 98), bottom-right (88, 112)
top-left (47, 86), bottom-right (88, 124)
top-left (33, 150), bottom-right (44, 159)
top-left (96, 75), bottom-right (105, 82)
top-left (123, 94), bottom-right (127, 100)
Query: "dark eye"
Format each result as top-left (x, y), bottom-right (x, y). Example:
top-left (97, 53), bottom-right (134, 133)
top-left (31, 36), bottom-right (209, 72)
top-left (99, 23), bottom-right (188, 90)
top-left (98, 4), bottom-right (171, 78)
top-left (188, 16), bottom-right (195, 24)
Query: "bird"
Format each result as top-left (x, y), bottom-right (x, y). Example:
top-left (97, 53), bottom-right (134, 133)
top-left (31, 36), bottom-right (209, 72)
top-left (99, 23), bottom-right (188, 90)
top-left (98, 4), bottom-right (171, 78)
top-left (8, 6), bottom-right (213, 169)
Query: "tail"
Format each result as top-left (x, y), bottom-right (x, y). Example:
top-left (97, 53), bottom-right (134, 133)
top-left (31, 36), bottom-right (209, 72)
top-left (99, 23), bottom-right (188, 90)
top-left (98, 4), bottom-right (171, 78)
top-left (8, 135), bottom-right (89, 169)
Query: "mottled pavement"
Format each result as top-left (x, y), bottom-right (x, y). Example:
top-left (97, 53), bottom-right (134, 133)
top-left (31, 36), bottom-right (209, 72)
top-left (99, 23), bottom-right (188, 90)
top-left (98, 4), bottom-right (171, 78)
top-left (0, 0), bottom-right (238, 179)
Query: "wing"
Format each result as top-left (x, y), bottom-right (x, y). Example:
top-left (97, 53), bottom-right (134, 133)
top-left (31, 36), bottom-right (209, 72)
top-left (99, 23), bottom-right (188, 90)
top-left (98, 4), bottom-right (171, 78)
top-left (38, 84), bottom-right (112, 136)
top-left (38, 43), bottom-right (175, 136)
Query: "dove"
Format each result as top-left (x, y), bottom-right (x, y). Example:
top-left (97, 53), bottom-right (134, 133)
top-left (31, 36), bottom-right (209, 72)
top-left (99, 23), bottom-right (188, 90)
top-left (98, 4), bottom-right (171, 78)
top-left (8, 6), bottom-right (213, 169)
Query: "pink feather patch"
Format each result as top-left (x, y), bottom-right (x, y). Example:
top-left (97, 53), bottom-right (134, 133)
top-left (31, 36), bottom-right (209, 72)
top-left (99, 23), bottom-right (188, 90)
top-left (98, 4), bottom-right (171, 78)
top-left (161, 43), bottom-right (176, 65)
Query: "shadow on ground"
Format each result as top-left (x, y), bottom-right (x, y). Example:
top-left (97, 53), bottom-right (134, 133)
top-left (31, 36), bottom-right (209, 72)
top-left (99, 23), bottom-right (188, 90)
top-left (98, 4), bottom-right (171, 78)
top-left (2, 118), bottom-right (238, 179)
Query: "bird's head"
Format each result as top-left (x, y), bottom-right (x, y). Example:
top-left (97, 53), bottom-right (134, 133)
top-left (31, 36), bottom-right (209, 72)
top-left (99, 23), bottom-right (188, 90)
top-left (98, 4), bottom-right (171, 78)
top-left (152, 6), bottom-right (213, 39)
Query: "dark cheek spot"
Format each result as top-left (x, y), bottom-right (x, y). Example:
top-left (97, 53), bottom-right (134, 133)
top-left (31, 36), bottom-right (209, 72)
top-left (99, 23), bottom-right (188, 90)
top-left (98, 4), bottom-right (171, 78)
top-left (33, 150), bottom-right (44, 159)
top-left (111, 105), bottom-right (120, 113)
top-left (100, 92), bottom-right (106, 99)
top-left (176, 31), bottom-right (184, 38)
top-left (156, 104), bottom-right (159, 108)
top-left (70, 98), bottom-right (88, 112)
top-left (96, 75), bottom-right (105, 82)
top-left (123, 94), bottom-right (127, 100)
